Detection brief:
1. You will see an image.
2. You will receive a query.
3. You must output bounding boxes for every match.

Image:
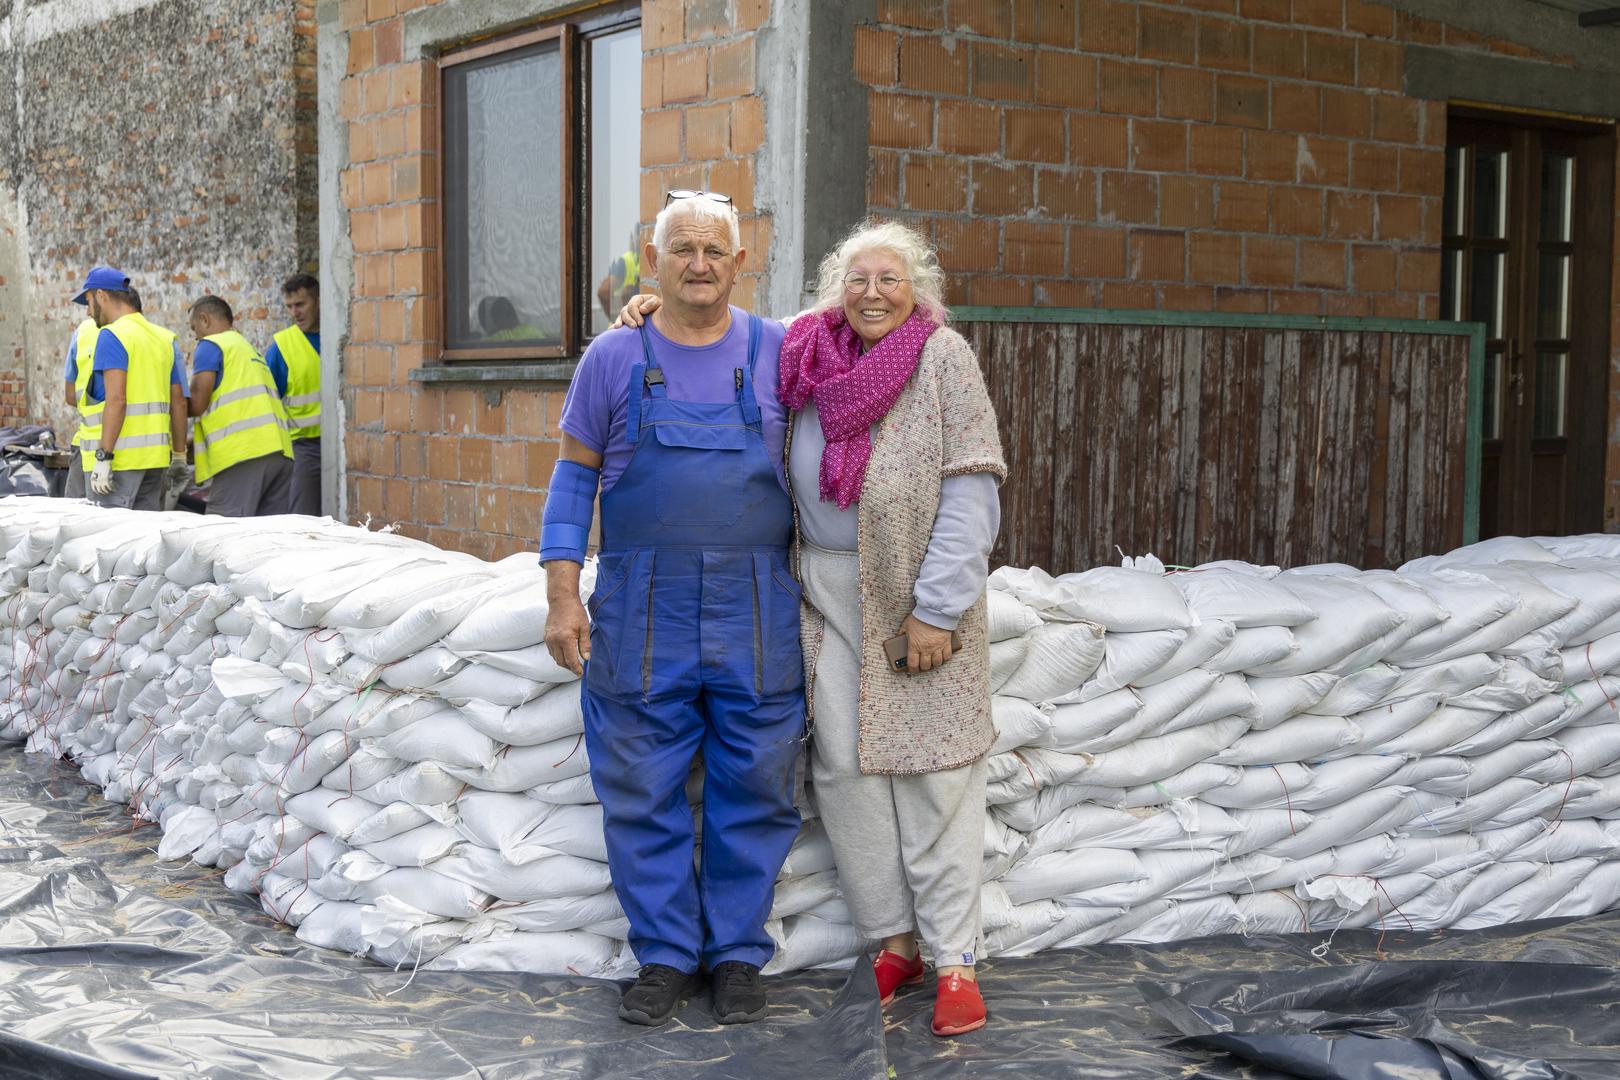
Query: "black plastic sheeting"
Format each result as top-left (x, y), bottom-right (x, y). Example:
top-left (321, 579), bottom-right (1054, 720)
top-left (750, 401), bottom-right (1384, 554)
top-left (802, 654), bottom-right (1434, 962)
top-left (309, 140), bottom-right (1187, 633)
top-left (5, 746), bottom-right (1620, 1080)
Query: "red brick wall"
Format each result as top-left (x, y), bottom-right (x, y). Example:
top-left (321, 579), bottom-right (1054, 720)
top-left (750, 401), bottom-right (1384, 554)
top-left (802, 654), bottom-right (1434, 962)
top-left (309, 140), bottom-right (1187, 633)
top-left (338, 0), bottom-right (765, 559)
top-left (857, 0), bottom-right (1570, 318)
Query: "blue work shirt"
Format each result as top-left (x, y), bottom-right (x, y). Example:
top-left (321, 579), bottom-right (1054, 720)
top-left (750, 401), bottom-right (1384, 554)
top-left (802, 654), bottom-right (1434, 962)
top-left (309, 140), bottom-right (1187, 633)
top-left (193, 339), bottom-right (288, 398)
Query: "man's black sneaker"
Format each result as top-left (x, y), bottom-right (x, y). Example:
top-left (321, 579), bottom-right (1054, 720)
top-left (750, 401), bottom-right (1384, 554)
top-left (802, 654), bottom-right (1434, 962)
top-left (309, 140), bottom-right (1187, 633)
top-left (711, 961), bottom-right (767, 1024)
top-left (619, 964), bottom-right (702, 1026)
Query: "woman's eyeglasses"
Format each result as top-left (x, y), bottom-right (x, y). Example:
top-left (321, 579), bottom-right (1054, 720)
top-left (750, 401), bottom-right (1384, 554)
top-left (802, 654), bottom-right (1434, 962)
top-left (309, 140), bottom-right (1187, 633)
top-left (664, 189), bottom-right (733, 207)
top-left (843, 272), bottom-right (909, 295)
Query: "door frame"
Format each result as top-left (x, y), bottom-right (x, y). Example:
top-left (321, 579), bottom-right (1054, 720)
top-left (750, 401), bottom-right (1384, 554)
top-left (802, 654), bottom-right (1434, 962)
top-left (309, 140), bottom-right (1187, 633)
top-left (1449, 104), bottom-right (1616, 536)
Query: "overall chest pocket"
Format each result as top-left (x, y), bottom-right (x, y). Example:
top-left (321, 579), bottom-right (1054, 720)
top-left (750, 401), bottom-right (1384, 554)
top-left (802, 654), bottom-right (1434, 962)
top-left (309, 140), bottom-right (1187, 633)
top-left (650, 420), bottom-right (750, 526)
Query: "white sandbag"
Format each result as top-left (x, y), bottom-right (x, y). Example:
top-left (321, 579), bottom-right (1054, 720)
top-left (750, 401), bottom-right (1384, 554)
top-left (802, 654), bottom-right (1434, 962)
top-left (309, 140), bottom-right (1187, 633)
top-left (1305, 664), bottom-right (1399, 716)
top-left (1170, 569), bottom-right (1316, 627)
top-left (1159, 673), bottom-right (1258, 735)
top-left (995, 621), bottom-right (1106, 702)
top-left (990, 564), bottom-right (1193, 631)
top-left (361, 823), bottom-right (462, 867)
top-left (1212, 715), bottom-right (1358, 767)
top-left (1131, 762), bottom-right (1253, 810)
top-left (431, 663), bottom-right (549, 708)
top-left (1078, 717), bottom-right (1249, 788)
top-left (344, 575), bottom-right (506, 664)
top-left (1133, 620), bottom-right (1235, 687)
top-left (1196, 762), bottom-right (1313, 811)
top-left (354, 866), bottom-right (489, 919)
top-left (988, 636), bottom-right (1028, 693)
top-left (987, 590), bottom-right (1042, 642)
top-left (443, 734), bottom-right (590, 792)
top-left (1375, 704), bottom-right (1498, 758)
top-left (1541, 860), bottom-right (1620, 920)
top-left (990, 696), bottom-right (1053, 754)
top-left (1455, 858), bottom-right (1599, 929)
top-left (1521, 725), bottom-right (1620, 783)
top-left (375, 647), bottom-right (467, 692)
top-left (991, 780), bottom-right (1128, 832)
top-left (1255, 786), bottom-right (1416, 860)
top-left (450, 644), bottom-right (576, 683)
top-left (434, 845), bottom-right (612, 902)
top-left (1246, 673), bottom-right (1339, 730)
top-left (283, 790), bottom-right (384, 842)
top-left (1401, 536), bottom-right (1558, 572)
top-left (763, 915), bottom-right (865, 974)
top-left (441, 577), bottom-right (550, 652)
top-left (1078, 630), bottom-right (1187, 700)
top-left (428, 931), bottom-right (619, 977)
top-left (1026, 801), bottom-right (1242, 859)
top-left (1248, 575), bottom-right (1404, 676)
top-left (1204, 626), bottom-right (1296, 675)
top-left (1043, 689), bottom-right (1144, 754)
top-left (322, 561), bottom-right (492, 631)
top-left (1330, 693), bottom-right (1443, 754)
top-left (1058, 673), bottom-right (1215, 756)
top-left (998, 846), bottom-right (1147, 906)
top-left (379, 712), bottom-right (499, 771)
top-left (1391, 567), bottom-right (1576, 664)
top-left (1442, 695), bottom-right (1568, 757)
top-left (483, 892), bottom-right (624, 934)
top-left (1449, 660), bottom-right (1559, 713)
top-left (458, 689), bottom-right (583, 747)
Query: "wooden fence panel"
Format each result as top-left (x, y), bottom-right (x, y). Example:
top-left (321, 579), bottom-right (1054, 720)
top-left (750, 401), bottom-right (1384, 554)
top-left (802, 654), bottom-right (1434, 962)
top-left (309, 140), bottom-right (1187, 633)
top-left (959, 315), bottom-right (1478, 573)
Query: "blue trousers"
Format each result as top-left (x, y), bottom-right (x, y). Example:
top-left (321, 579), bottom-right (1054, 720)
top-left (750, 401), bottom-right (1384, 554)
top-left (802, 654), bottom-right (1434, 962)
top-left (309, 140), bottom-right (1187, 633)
top-left (582, 547), bottom-right (804, 972)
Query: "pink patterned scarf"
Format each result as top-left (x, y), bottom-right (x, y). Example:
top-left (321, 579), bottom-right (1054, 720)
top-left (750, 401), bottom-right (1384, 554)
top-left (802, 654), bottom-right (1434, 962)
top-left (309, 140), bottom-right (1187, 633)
top-left (778, 306), bottom-right (938, 509)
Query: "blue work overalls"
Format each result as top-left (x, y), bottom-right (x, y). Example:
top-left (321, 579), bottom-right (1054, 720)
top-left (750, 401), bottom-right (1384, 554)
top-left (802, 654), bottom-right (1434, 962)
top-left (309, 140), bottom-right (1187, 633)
top-left (582, 315), bottom-right (805, 974)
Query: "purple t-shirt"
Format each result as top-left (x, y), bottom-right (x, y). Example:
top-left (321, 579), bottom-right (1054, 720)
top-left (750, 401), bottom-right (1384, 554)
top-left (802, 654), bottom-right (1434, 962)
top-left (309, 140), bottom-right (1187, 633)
top-left (560, 306), bottom-right (788, 493)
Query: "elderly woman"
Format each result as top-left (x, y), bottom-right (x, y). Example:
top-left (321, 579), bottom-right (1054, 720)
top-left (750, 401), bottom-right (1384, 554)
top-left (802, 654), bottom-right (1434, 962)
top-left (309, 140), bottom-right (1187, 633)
top-left (617, 220), bottom-right (1004, 1037)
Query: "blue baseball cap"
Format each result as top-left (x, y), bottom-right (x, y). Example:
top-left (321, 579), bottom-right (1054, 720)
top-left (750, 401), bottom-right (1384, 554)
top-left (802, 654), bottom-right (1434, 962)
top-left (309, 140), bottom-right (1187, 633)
top-left (73, 266), bottom-right (130, 305)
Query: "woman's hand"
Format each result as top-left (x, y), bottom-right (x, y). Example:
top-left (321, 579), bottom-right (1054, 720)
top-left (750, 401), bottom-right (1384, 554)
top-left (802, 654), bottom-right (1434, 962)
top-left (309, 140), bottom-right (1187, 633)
top-left (899, 613), bottom-right (953, 674)
top-left (611, 293), bottom-right (662, 329)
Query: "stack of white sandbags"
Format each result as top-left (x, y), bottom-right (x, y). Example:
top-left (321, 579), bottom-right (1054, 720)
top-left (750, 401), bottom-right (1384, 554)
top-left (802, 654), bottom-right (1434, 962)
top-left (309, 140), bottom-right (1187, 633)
top-left (975, 537), bottom-right (1620, 957)
top-left (7, 492), bottom-right (1620, 978)
top-left (0, 499), bottom-right (854, 975)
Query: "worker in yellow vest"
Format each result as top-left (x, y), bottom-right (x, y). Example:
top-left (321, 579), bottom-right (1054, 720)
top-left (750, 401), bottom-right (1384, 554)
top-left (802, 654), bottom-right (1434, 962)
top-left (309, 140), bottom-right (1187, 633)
top-left (264, 273), bottom-right (321, 515)
top-left (187, 295), bottom-right (293, 517)
top-left (60, 313), bottom-right (99, 498)
top-left (73, 267), bottom-right (188, 511)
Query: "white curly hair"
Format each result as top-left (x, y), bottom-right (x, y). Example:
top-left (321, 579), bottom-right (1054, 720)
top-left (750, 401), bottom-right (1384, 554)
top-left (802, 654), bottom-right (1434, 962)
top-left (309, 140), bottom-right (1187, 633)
top-left (812, 219), bottom-right (947, 322)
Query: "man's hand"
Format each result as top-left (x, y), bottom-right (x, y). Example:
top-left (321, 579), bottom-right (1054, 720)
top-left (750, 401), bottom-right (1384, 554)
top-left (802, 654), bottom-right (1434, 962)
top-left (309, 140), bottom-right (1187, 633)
top-left (544, 561), bottom-right (591, 676)
top-left (611, 294), bottom-right (662, 330)
top-left (900, 613), bottom-right (954, 675)
top-left (89, 457), bottom-right (114, 496)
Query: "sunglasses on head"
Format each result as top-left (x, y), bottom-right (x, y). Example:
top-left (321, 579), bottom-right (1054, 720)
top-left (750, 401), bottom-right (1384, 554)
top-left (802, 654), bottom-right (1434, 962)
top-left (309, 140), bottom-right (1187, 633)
top-left (664, 189), bottom-right (733, 207)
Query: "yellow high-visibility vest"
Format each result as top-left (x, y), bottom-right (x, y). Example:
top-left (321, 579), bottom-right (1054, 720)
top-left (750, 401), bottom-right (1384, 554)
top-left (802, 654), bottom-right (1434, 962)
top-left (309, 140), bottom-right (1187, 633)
top-left (78, 313), bottom-right (175, 472)
top-left (193, 329), bottom-right (292, 484)
top-left (69, 318), bottom-right (98, 450)
top-left (274, 325), bottom-right (320, 441)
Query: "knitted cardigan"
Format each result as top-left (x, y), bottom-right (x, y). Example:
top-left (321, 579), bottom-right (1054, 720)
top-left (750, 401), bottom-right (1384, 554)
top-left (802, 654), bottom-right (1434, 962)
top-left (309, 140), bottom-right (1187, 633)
top-left (787, 321), bottom-right (1007, 775)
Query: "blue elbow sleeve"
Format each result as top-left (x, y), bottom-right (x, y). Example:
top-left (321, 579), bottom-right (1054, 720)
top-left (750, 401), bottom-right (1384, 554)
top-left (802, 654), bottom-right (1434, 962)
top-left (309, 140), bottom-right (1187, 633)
top-left (539, 459), bottom-right (600, 563)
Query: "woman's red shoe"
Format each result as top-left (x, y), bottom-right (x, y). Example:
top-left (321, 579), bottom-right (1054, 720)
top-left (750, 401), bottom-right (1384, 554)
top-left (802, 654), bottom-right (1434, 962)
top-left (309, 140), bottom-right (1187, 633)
top-left (872, 950), bottom-right (925, 1005)
top-left (931, 972), bottom-right (987, 1036)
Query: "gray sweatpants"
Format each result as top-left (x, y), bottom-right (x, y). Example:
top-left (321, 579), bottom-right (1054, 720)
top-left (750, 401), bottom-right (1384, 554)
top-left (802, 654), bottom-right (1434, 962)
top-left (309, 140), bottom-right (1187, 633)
top-left (87, 467), bottom-right (164, 511)
top-left (63, 459), bottom-right (85, 498)
top-left (799, 541), bottom-right (987, 968)
top-left (207, 452), bottom-right (293, 517)
top-left (288, 437), bottom-right (322, 515)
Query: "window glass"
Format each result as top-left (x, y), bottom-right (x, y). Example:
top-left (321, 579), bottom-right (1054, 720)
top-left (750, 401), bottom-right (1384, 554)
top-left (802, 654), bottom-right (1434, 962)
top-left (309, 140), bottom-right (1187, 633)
top-left (1443, 147), bottom-right (1466, 237)
top-left (1482, 351), bottom-right (1502, 441)
top-left (443, 42), bottom-right (563, 351)
top-left (1533, 352), bottom-right (1566, 438)
top-left (1469, 250), bottom-right (1504, 337)
top-left (1540, 153), bottom-right (1573, 244)
top-left (589, 27), bottom-right (644, 337)
top-left (1472, 148), bottom-right (1507, 239)
top-left (1537, 252), bottom-right (1569, 341)
top-left (1440, 249), bottom-right (1463, 320)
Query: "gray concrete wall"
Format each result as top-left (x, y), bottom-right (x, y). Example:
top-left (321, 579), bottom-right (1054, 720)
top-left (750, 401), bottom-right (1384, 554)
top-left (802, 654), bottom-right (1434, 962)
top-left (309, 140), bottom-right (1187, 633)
top-left (0, 0), bottom-right (317, 437)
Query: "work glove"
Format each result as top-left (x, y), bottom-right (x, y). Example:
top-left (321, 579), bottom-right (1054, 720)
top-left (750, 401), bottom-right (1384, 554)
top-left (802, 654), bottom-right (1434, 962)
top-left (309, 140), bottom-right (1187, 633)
top-left (164, 452), bottom-right (191, 511)
top-left (90, 457), bottom-right (114, 496)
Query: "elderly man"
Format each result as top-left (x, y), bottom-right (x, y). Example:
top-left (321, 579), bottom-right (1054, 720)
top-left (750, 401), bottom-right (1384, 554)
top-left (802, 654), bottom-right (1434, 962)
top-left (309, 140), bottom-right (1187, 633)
top-left (73, 268), bottom-right (188, 511)
top-left (541, 191), bottom-right (802, 1028)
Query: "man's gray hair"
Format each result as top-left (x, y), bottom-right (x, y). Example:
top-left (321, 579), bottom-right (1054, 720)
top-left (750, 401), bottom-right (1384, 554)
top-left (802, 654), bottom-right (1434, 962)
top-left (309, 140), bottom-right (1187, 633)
top-left (651, 196), bottom-right (741, 254)
top-left (812, 219), bottom-right (948, 322)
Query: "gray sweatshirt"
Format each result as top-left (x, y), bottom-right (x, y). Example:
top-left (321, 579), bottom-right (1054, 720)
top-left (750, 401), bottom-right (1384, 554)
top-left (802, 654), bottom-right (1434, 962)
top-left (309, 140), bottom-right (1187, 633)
top-left (790, 398), bottom-right (1000, 630)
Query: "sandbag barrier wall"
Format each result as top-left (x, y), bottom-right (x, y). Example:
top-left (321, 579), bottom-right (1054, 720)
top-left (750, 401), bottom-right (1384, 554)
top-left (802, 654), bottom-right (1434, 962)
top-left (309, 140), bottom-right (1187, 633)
top-left (4, 499), bottom-right (1620, 976)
